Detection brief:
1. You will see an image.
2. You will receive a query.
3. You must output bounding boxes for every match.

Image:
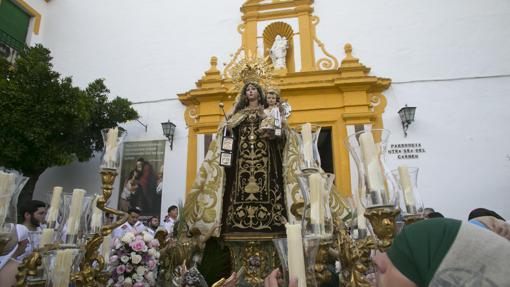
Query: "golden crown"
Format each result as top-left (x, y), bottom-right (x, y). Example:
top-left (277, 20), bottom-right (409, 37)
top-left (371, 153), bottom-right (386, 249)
top-left (229, 50), bottom-right (274, 92)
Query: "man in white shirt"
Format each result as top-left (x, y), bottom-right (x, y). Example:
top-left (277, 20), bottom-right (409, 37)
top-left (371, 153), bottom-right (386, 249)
top-left (19, 200), bottom-right (46, 260)
top-left (145, 216), bottom-right (160, 236)
top-left (112, 207), bottom-right (145, 239)
top-left (163, 205), bottom-right (178, 237)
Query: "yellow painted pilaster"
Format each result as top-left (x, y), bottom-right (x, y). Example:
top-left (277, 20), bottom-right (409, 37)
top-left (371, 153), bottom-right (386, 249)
top-left (332, 119), bottom-right (351, 197)
top-left (185, 129), bottom-right (197, 194)
top-left (244, 20), bottom-right (258, 54)
top-left (298, 13), bottom-right (315, 71)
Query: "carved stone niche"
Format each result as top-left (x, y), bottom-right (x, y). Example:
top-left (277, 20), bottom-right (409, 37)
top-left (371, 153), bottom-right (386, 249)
top-left (263, 21), bottom-right (295, 73)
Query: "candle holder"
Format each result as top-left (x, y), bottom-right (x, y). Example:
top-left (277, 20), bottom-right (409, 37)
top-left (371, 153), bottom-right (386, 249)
top-left (295, 171), bottom-right (335, 240)
top-left (62, 194), bottom-right (93, 246)
top-left (345, 129), bottom-right (401, 251)
top-left (364, 206), bottom-right (400, 251)
top-left (0, 169), bottom-right (28, 228)
top-left (100, 127), bottom-right (127, 170)
top-left (44, 248), bottom-right (80, 287)
top-left (345, 129), bottom-right (398, 208)
top-left (335, 219), bottom-right (376, 287)
top-left (296, 124), bottom-right (322, 172)
top-left (391, 167), bottom-right (425, 226)
top-left (273, 236), bottom-right (321, 287)
top-left (71, 168), bottom-right (128, 286)
top-left (0, 222), bottom-right (14, 255)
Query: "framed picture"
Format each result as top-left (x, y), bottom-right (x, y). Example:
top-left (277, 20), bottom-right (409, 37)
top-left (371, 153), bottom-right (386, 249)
top-left (118, 140), bottom-right (166, 217)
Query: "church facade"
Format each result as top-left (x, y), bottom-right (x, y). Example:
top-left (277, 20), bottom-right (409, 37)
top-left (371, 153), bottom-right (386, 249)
top-left (2, 0), bottom-right (510, 220)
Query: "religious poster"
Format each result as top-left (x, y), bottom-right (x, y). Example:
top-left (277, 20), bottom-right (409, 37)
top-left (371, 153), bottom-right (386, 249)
top-left (118, 140), bottom-right (165, 218)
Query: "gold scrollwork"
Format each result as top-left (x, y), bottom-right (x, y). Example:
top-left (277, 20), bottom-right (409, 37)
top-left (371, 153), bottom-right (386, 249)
top-left (311, 16), bottom-right (339, 70)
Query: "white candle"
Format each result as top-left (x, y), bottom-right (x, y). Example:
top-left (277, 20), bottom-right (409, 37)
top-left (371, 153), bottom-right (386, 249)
top-left (353, 189), bottom-right (367, 230)
top-left (52, 249), bottom-right (75, 287)
top-left (90, 196), bottom-right (103, 232)
top-left (101, 234), bottom-right (111, 265)
top-left (309, 173), bottom-right (324, 226)
top-left (301, 123), bottom-right (313, 163)
top-left (398, 165), bottom-right (416, 207)
top-left (286, 224), bottom-right (306, 287)
top-left (39, 228), bottom-right (54, 248)
top-left (359, 132), bottom-right (386, 204)
top-left (104, 127), bottom-right (118, 168)
top-left (66, 189), bottom-right (86, 236)
top-left (0, 172), bottom-right (15, 227)
top-left (47, 186), bottom-right (63, 223)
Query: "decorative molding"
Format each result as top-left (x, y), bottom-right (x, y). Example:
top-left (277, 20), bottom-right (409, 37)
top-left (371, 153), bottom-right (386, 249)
top-left (13, 0), bottom-right (41, 35)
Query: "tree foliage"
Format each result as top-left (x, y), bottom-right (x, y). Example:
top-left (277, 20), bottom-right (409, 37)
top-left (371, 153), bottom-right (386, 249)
top-left (0, 44), bottom-right (138, 199)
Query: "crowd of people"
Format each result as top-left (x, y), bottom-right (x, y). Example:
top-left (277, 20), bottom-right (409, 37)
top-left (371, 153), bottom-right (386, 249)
top-left (1, 197), bottom-right (508, 286)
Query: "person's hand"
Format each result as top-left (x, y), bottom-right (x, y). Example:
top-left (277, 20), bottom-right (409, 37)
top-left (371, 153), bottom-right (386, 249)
top-left (264, 268), bottom-right (297, 287)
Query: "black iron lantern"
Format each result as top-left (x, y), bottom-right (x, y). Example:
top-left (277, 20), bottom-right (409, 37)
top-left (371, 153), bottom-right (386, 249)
top-left (398, 105), bottom-right (416, 137)
top-left (161, 120), bottom-right (176, 150)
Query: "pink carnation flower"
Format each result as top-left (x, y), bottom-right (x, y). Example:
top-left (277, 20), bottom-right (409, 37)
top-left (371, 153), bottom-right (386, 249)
top-left (130, 240), bottom-right (146, 252)
top-left (147, 259), bottom-right (156, 270)
top-left (110, 255), bottom-right (118, 263)
top-left (116, 264), bottom-right (126, 274)
top-left (149, 239), bottom-right (160, 248)
top-left (126, 264), bottom-right (134, 273)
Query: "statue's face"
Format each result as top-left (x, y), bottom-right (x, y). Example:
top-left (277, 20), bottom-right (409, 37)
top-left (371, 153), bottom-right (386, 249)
top-left (245, 84), bottom-right (259, 102)
top-left (267, 92), bottom-right (277, 106)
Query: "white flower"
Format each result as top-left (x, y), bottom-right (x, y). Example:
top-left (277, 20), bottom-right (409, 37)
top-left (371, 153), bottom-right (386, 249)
top-left (107, 278), bottom-right (114, 286)
top-left (145, 272), bottom-right (156, 284)
top-left (122, 232), bottom-right (135, 244)
top-left (117, 275), bottom-right (125, 283)
top-left (131, 253), bottom-right (142, 265)
top-left (132, 273), bottom-right (144, 283)
top-left (123, 277), bottom-right (133, 287)
top-left (120, 255), bottom-right (130, 263)
top-left (136, 265), bottom-right (147, 276)
top-left (148, 248), bottom-right (157, 257)
top-left (142, 245), bottom-right (148, 252)
top-left (155, 251), bottom-right (160, 259)
top-left (142, 232), bottom-right (153, 243)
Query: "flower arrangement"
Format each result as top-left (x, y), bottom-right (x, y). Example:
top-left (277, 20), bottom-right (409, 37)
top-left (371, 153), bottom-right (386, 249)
top-left (107, 230), bottom-right (161, 287)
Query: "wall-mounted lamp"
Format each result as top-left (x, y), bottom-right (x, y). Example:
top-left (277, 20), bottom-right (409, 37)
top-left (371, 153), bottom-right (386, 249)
top-left (161, 120), bottom-right (176, 150)
top-left (398, 105), bottom-right (416, 137)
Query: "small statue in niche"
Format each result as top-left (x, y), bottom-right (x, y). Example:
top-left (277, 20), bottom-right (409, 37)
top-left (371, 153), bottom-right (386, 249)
top-left (269, 35), bottom-right (288, 69)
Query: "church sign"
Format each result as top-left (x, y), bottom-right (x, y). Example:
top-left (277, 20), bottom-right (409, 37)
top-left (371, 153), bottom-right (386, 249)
top-left (388, 143), bottom-right (426, 159)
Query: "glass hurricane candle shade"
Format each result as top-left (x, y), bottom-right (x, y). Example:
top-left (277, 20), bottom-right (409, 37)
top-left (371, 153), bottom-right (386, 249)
top-left (0, 168), bottom-right (28, 231)
top-left (61, 194), bottom-right (94, 245)
top-left (43, 248), bottom-right (80, 287)
top-left (273, 236), bottom-right (321, 287)
top-left (391, 167), bottom-right (424, 215)
top-left (345, 129), bottom-right (399, 208)
top-left (296, 172), bottom-right (335, 239)
top-left (100, 127), bottom-right (127, 170)
top-left (297, 125), bottom-right (322, 172)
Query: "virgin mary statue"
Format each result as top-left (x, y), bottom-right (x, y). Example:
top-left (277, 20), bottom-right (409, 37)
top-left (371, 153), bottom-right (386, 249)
top-left (183, 81), bottom-right (302, 240)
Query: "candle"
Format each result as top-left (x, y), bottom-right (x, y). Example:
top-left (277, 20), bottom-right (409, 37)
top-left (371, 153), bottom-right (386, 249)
top-left (102, 234), bottom-right (112, 265)
top-left (309, 173), bottom-right (324, 226)
top-left (47, 186), bottom-right (63, 224)
top-left (353, 189), bottom-right (367, 230)
top-left (398, 165), bottom-right (416, 212)
top-left (104, 127), bottom-right (118, 168)
top-left (301, 123), bottom-right (313, 164)
top-left (0, 171), bottom-right (15, 227)
top-left (52, 249), bottom-right (75, 287)
top-left (66, 189), bottom-right (86, 236)
top-left (286, 224), bottom-right (306, 287)
top-left (39, 228), bottom-right (54, 248)
top-left (90, 196), bottom-right (103, 232)
top-left (359, 132), bottom-right (386, 205)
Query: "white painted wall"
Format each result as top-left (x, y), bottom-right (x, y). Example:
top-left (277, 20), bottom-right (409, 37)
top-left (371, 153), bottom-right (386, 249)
top-left (26, 0), bottom-right (510, 220)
